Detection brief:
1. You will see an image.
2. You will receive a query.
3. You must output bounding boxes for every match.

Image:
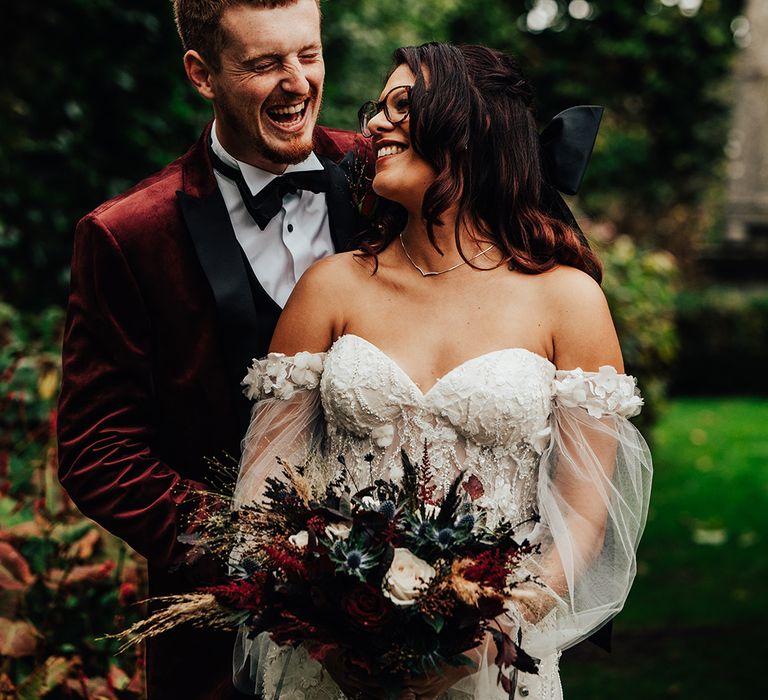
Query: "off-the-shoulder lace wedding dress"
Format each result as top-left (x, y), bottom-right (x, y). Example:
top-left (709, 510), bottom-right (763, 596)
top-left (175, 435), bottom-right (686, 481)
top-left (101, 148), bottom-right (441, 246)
top-left (233, 334), bottom-right (652, 700)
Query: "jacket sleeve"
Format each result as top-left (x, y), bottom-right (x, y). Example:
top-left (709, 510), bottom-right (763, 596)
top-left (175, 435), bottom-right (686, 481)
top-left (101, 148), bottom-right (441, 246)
top-left (57, 214), bottom-right (207, 568)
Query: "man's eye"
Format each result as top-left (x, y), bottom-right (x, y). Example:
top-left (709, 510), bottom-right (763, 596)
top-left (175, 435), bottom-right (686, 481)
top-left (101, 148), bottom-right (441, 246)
top-left (254, 62), bottom-right (276, 72)
top-left (300, 52), bottom-right (321, 62)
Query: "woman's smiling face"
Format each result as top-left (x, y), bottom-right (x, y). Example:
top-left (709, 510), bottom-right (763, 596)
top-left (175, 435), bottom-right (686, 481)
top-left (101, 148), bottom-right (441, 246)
top-left (368, 64), bottom-right (437, 212)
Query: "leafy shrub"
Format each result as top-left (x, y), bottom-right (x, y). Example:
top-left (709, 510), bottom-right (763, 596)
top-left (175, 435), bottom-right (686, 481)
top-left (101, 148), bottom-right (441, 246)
top-left (0, 303), bottom-right (145, 698)
top-left (599, 236), bottom-right (680, 431)
top-left (673, 287), bottom-right (768, 396)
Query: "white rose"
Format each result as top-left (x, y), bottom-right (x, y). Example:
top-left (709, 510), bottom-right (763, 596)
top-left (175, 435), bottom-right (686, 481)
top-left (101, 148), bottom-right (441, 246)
top-left (288, 530), bottom-right (309, 548)
top-left (325, 522), bottom-right (351, 540)
top-left (382, 548), bottom-right (436, 607)
top-left (372, 424), bottom-right (395, 448)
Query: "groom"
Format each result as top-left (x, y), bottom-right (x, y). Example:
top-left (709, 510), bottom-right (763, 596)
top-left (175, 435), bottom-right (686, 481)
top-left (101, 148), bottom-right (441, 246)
top-left (57, 1), bottom-right (363, 697)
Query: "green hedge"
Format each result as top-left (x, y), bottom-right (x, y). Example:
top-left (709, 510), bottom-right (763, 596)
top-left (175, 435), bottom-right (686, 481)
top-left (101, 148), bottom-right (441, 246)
top-left (599, 236), bottom-right (679, 432)
top-left (672, 287), bottom-right (768, 396)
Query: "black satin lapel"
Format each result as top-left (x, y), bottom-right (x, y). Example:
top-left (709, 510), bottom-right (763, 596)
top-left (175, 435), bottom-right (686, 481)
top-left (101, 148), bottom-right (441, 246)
top-left (319, 156), bottom-right (360, 253)
top-left (177, 189), bottom-right (265, 407)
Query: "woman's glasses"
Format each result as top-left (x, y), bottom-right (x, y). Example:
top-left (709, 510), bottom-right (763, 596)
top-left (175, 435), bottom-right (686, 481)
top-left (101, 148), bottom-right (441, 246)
top-left (357, 85), bottom-right (412, 137)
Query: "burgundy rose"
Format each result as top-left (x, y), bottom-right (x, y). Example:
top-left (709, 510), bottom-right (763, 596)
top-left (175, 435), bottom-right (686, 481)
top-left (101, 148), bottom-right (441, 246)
top-left (342, 583), bottom-right (392, 630)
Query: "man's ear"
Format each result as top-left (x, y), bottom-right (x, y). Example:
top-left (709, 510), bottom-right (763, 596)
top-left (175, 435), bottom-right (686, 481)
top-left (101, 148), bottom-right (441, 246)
top-left (184, 50), bottom-right (216, 101)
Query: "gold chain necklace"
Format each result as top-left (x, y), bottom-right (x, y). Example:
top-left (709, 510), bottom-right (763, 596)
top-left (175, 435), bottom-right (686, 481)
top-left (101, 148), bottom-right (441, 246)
top-left (399, 233), bottom-right (495, 277)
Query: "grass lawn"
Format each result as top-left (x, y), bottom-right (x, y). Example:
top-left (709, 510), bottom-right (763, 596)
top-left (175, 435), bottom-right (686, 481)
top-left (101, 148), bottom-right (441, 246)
top-left (561, 397), bottom-right (768, 698)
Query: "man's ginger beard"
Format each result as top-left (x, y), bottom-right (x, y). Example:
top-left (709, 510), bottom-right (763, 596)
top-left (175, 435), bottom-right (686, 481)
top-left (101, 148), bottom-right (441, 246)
top-left (217, 88), bottom-right (322, 165)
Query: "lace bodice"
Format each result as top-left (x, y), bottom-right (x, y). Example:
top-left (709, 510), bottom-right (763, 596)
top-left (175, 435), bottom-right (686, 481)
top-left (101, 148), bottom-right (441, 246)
top-left (243, 334), bottom-right (641, 528)
top-left (236, 335), bottom-right (650, 699)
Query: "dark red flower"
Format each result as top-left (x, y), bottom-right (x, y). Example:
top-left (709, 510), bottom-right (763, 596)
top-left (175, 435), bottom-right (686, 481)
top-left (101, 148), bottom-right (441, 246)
top-left (306, 515), bottom-right (327, 534)
top-left (203, 575), bottom-right (266, 613)
top-left (270, 611), bottom-right (320, 646)
top-left (264, 545), bottom-right (307, 577)
top-left (461, 550), bottom-right (507, 589)
top-left (118, 581), bottom-right (138, 607)
top-left (462, 475), bottom-right (485, 501)
top-left (342, 583), bottom-right (391, 631)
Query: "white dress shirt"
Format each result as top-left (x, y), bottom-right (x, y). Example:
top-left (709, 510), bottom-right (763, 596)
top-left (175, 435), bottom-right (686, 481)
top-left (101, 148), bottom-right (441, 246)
top-left (210, 122), bottom-right (335, 308)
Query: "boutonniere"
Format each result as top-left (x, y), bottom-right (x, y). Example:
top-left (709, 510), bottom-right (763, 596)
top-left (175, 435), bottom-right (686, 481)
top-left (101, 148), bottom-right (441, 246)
top-left (340, 140), bottom-right (379, 219)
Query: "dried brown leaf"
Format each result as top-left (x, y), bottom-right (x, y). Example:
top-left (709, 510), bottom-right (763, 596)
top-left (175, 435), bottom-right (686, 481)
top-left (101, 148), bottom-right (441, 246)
top-left (0, 542), bottom-right (36, 591)
top-left (47, 561), bottom-right (115, 588)
top-left (107, 665), bottom-right (131, 692)
top-left (0, 521), bottom-right (44, 541)
top-left (0, 617), bottom-right (40, 658)
top-left (66, 528), bottom-right (101, 560)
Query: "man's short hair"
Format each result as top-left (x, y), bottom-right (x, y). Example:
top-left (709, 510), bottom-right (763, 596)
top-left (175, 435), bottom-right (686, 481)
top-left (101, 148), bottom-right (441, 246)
top-left (173, 1), bottom-right (320, 71)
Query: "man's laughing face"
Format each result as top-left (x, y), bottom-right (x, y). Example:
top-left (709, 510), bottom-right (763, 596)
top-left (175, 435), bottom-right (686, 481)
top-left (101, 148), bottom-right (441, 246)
top-left (209, 0), bottom-right (324, 172)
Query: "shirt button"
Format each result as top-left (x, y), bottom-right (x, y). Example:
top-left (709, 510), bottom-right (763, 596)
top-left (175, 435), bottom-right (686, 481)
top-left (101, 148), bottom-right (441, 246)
top-left (287, 224), bottom-right (294, 233)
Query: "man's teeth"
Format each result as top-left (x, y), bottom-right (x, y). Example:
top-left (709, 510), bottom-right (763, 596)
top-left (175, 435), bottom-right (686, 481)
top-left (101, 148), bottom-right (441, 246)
top-left (377, 145), bottom-right (406, 158)
top-left (270, 102), bottom-right (306, 116)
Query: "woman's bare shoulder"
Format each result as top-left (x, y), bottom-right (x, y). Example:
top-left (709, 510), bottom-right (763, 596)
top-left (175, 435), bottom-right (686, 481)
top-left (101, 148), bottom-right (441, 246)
top-left (539, 264), bottom-right (606, 307)
top-left (297, 251), bottom-right (375, 292)
top-left (269, 252), bottom-right (374, 354)
top-left (538, 265), bottom-right (622, 371)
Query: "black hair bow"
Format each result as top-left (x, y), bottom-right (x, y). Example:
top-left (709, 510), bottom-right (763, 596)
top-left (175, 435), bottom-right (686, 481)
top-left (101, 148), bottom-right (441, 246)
top-left (540, 105), bottom-right (604, 196)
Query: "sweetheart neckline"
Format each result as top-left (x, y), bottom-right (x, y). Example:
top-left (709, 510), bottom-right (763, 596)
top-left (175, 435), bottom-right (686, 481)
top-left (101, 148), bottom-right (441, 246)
top-left (329, 334), bottom-right (555, 398)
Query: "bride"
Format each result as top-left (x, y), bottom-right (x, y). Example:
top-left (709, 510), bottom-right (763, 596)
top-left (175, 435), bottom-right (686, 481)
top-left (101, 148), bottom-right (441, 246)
top-left (232, 43), bottom-right (652, 700)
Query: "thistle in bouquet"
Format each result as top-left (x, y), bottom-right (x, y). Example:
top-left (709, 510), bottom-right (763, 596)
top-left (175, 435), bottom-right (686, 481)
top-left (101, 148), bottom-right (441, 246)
top-left (116, 447), bottom-right (542, 697)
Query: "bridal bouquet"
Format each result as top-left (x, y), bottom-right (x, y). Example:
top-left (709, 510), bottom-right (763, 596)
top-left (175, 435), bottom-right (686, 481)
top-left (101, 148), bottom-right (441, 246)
top-left (119, 449), bottom-right (540, 695)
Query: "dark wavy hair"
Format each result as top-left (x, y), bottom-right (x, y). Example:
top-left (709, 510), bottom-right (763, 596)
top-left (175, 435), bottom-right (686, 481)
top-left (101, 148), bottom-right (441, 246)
top-left (359, 42), bottom-right (602, 283)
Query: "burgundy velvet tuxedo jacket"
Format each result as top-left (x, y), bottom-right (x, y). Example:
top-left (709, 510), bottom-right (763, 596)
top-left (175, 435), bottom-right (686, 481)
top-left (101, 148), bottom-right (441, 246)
top-left (57, 123), bottom-right (362, 699)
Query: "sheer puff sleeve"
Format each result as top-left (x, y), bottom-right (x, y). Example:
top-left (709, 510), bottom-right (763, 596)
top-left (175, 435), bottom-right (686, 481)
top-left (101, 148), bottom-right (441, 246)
top-left (509, 366), bottom-right (652, 657)
top-left (233, 351), bottom-right (336, 696)
top-left (234, 351), bottom-right (326, 510)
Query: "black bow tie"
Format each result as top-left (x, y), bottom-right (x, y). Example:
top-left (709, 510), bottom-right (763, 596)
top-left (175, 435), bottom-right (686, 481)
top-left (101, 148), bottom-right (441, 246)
top-left (209, 145), bottom-right (329, 230)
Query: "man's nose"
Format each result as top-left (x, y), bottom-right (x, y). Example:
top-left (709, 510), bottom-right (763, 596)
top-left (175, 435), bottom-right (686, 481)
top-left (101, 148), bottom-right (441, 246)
top-left (281, 58), bottom-right (311, 95)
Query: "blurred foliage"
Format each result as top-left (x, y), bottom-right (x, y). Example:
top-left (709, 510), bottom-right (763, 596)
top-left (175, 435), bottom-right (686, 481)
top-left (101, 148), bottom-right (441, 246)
top-left (673, 286), bottom-right (768, 395)
top-left (2, 0), bottom-right (745, 309)
top-left (599, 235), bottom-right (680, 431)
top-left (325, 0), bottom-right (744, 264)
top-left (0, 305), bottom-right (146, 698)
top-left (1, 1), bottom-right (209, 309)
top-left (564, 397), bottom-right (768, 698)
